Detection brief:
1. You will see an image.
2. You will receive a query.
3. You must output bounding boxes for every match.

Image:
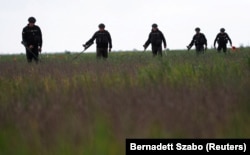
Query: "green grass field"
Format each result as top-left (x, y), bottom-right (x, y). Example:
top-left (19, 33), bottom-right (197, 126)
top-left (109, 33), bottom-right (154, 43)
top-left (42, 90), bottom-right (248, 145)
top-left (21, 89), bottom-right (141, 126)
top-left (0, 49), bottom-right (250, 154)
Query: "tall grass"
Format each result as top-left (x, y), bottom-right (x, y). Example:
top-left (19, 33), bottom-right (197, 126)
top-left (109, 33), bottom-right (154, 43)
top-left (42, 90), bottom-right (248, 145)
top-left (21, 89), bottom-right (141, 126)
top-left (0, 49), bottom-right (250, 154)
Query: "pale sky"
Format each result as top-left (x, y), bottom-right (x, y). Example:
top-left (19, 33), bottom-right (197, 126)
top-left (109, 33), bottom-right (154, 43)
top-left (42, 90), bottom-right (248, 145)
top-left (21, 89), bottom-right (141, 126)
top-left (0, 0), bottom-right (250, 54)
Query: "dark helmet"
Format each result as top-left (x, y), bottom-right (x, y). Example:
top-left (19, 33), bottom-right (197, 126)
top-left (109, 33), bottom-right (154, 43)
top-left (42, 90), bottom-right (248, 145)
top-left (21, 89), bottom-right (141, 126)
top-left (220, 28), bottom-right (225, 32)
top-left (28, 17), bottom-right (36, 23)
top-left (195, 27), bottom-right (200, 32)
top-left (152, 23), bottom-right (158, 28)
top-left (98, 23), bottom-right (105, 28)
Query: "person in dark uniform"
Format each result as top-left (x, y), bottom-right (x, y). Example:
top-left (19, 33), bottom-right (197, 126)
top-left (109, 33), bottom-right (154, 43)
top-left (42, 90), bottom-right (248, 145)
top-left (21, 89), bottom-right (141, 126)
top-left (214, 28), bottom-right (232, 53)
top-left (84, 23), bottom-right (112, 59)
top-left (187, 27), bottom-right (207, 54)
top-left (143, 24), bottom-right (167, 57)
top-left (22, 17), bottom-right (43, 63)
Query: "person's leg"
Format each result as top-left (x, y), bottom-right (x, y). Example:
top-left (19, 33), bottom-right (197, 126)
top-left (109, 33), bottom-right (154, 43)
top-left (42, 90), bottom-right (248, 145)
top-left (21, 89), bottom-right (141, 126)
top-left (157, 46), bottom-right (163, 57)
top-left (217, 44), bottom-right (222, 53)
top-left (26, 49), bottom-right (32, 63)
top-left (96, 48), bottom-right (102, 59)
top-left (32, 46), bottom-right (39, 63)
top-left (152, 46), bottom-right (158, 57)
top-left (222, 44), bottom-right (227, 53)
top-left (196, 45), bottom-right (204, 55)
top-left (102, 48), bottom-right (108, 59)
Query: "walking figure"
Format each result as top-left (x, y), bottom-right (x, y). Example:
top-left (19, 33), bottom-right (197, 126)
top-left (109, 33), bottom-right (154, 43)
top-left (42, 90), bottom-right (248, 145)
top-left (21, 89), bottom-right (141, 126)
top-left (214, 28), bottom-right (232, 53)
top-left (187, 27), bottom-right (207, 54)
top-left (84, 23), bottom-right (112, 59)
top-left (22, 17), bottom-right (43, 63)
top-left (143, 23), bottom-right (167, 57)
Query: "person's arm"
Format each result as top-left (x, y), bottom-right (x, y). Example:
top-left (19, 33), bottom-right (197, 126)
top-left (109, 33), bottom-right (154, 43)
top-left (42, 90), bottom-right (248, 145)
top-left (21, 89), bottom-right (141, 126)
top-left (203, 34), bottom-right (207, 50)
top-left (143, 33), bottom-right (151, 50)
top-left (37, 26), bottom-right (43, 52)
top-left (214, 34), bottom-right (219, 47)
top-left (22, 27), bottom-right (28, 46)
top-left (187, 35), bottom-right (195, 50)
top-left (203, 34), bottom-right (207, 47)
top-left (107, 31), bottom-right (112, 51)
top-left (226, 33), bottom-right (232, 46)
top-left (161, 31), bottom-right (167, 49)
top-left (85, 32), bottom-right (97, 46)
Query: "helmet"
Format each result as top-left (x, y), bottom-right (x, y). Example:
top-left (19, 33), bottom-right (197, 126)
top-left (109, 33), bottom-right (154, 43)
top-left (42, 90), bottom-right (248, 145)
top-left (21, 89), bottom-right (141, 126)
top-left (195, 27), bottom-right (200, 31)
top-left (220, 28), bottom-right (225, 32)
top-left (28, 17), bottom-right (36, 23)
top-left (152, 23), bottom-right (158, 28)
top-left (98, 23), bottom-right (105, 28)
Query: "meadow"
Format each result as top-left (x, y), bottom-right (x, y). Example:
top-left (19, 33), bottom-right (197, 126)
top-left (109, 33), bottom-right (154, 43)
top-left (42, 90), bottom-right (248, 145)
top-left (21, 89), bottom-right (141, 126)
top-left (0, 48), bottom-right (250, 154)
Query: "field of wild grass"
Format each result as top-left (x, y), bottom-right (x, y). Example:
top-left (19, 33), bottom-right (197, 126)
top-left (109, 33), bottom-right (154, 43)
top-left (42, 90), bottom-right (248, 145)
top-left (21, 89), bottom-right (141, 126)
top-left (0, 49), bottom-right (250, 154)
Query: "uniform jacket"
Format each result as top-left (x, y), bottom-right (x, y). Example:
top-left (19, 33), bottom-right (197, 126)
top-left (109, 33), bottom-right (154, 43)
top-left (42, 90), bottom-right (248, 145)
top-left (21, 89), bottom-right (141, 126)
top-left (214, 33), bottom-right (232, 46)
top-left (22, 25), bottom-right (43, 47)
top-left (86, 30), bottom-right (112, 48)
top-left (144, 29), bottom-right (167, 48)
top-left (189, 33), bottom-right (207, 47)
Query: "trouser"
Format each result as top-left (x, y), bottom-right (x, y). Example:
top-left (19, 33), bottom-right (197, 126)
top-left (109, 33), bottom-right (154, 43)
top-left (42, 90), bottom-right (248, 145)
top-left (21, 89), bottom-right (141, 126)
top-left (195, 44), bottom-right (205, 54)
top-left (97, 48), bottom-right (108, 59)
top-left (152, 45), bottom-right (162, 57)
top-left (217, 44), bottom-right (227, 53)
top-left (26, 46), bottom-right (39, 63)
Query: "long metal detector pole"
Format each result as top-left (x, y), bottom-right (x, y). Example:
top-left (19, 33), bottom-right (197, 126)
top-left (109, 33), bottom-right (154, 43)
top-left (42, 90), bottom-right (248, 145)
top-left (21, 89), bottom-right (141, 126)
top-left (71, 48), bottom-right (87, 62)
top-left (71, 42), bottom-right (93, 62)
